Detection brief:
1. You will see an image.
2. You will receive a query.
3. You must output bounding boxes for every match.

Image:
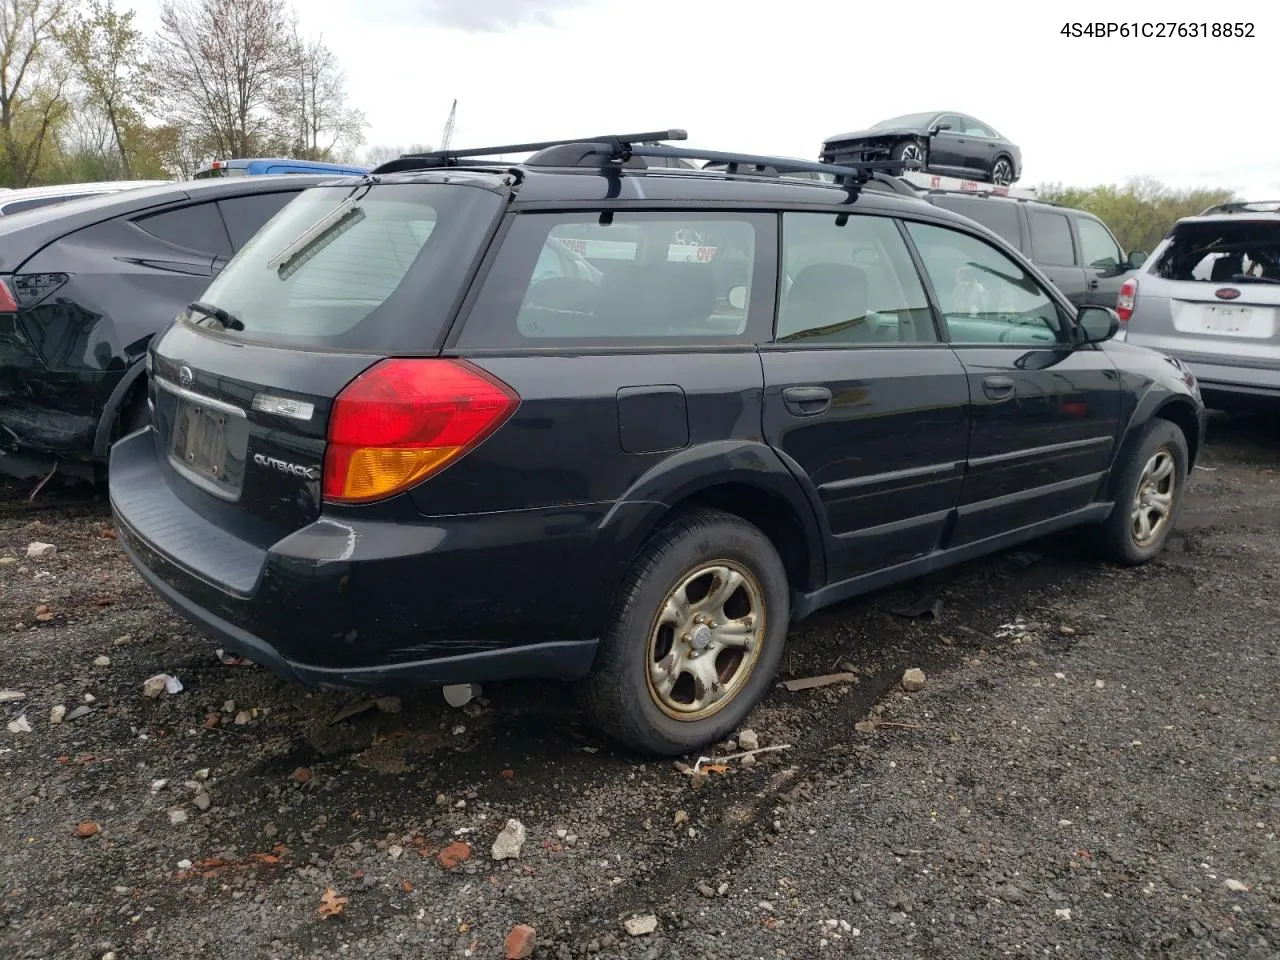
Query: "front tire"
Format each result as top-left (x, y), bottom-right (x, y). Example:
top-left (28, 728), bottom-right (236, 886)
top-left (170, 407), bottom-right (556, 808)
top-left (990, 156), bottom-right (1015, 186)
top-left (891, 139), bottom-right (926, 171)
top-left (1101, 419), bottom-right (1188, 565)
top-left (579, 509), bottom-right (790, 757)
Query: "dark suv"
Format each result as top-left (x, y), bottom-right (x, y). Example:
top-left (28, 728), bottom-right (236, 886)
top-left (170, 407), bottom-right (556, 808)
top-left (109, 130), bottom-right (1206, 757)
top-left (0, 174), bottom-right (337, 482)
top-left (921, 191), bottom-right (1146, 311)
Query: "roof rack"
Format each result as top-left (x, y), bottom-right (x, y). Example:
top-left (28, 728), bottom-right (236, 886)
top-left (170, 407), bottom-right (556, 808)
top-left (368, 128), bottom-right (924, 197)
top-left (368, 129), bottom-right (691, 175)
top-left (1199, 200), bottom-right (1280, 216)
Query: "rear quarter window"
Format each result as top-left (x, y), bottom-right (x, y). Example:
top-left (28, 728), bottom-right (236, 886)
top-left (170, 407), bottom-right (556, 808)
top-left (457, 211), bottom-right (773, 349)
top-left (929, 196), bottom-right (1022, 250)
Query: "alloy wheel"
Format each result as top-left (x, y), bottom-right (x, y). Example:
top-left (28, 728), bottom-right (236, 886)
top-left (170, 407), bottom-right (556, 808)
top-left (645, 561), bottom-right (766, 721)
top-left (1131, 446), bottom-right (1177, 548)
top-left (991, 159), bottom-right (1013, 185)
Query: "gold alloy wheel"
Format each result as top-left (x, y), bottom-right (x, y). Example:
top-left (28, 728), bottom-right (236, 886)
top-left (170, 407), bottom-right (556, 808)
top-left (644, 560), bottom-right (766, 721)
top-left (1131, 446), bottom-right (1178, 548)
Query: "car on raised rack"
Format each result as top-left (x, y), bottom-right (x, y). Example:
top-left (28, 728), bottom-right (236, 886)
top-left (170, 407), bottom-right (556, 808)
top-left (822, 111), bottom-right (1022, 186)
top-left (108, 129), bottom-right (1205, 757)
top-left (0, 174), bottom-right (343, 482)
top-left (1116, 200), bottom-right (1280, 410)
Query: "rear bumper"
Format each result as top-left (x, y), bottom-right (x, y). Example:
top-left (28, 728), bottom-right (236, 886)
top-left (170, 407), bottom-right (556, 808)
top-left (109, 429), bottom-right (604, 691)
top-left (1171, 354), bottom-right (1280, 402)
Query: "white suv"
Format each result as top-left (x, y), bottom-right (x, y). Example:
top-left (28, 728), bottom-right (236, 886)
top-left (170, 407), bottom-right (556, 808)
top-left (1119, 201), bottom-right (1280, 408)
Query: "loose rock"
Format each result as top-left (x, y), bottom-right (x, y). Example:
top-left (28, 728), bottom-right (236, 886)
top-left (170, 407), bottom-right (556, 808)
top-left (1224, 879), bottom-right (1250, 892)
top-left (76, 822), bottom-right (100, 838)
top-left (27, 542), bottom-right (56, 558)
top-left (697, 883), bottom-right (716, 899)
top-left (6, 715), bottom-right (32, 733)
top-left (143, 674), bottom-right (182, 698)
top-left (0, 690), bottom-right (25, 704)
top-left (168, 809), bottom-right (188, 825)
top-left (66, 706), bottom-right (92, 722)
top-left (92, 655), bottom-right (111, 668)
top-left (49, 705), bottom-right (66, 724)
top-left (192, 792), bottom-right (211, 812)
top-left (738, 729), bottom-right (761, 751)
top-left (375, 696), bottom-right (402, 714)
top-left (505, 924), bottom-right (536, 959)
top-left (438, 841), bottom-right (471, 870)
top-left (902, 668), bottom-right (927, 692)
top-left (624, 914), bottom-right (658, 937)
top-left (492, 819), bottom-right (527, 861)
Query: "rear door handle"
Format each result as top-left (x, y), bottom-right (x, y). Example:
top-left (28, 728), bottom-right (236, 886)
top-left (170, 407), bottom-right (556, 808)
top-left (982, 375), bottom-right (1015, 401)
top-left (783, 386), bottom-right (832, 417)
top-left (1088, 279), bottom-right (1099, 290)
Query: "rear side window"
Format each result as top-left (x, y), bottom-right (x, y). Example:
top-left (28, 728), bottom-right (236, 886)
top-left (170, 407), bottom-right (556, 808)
top-left (134, 202), bottom-right (233, 259)
top-left (1027, 210), bottom-right (1075, 266)
top-left (930, 196), bottom-right (1022, 249)
top-left (218, 192), bottom-right (298, 249)
top-left (1151, 219), bottom-right (1280, 282)
top-left (776, 212), bottom-right (937, 344)
top-left (458, 211), bottom-right (768, 348)
top-left (194, 183), bottom-right (504, 352)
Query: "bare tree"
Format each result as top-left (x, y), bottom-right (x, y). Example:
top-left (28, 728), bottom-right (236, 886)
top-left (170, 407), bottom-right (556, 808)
top-left (362, 143), bottom-right (433, 166)
top-left (277, 28), bottom-right (366, 161)
top-left (56, 0), bottom-right (150, 177)
top-left (151, 0), bottom-right (294, 161)
top-left (0, 0), bottom-right (70, 186)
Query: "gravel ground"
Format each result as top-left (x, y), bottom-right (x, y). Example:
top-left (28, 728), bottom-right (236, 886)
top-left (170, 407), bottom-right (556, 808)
top-left (1, 412), bottom-right (1278, 960)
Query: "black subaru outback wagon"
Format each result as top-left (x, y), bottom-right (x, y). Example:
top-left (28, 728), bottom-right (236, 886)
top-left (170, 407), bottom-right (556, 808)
top-left (109, 130), bottom-right (1206, 757)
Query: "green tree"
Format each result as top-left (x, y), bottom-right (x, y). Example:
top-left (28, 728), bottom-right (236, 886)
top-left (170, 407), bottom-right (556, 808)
top-left (56, 0), bottom-right (152, 178)
top-left (1037, 178), bottom-right (1235, 256)
top-left (0, 0), bottom-right (70, 187)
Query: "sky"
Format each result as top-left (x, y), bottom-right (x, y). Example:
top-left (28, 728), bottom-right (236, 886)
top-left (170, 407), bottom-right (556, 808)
top-left (127, 0), bottom-right (1279, 198)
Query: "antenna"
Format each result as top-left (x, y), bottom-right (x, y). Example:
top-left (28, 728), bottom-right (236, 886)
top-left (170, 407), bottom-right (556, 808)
top-left (439, 100), bottom-right (457, 153)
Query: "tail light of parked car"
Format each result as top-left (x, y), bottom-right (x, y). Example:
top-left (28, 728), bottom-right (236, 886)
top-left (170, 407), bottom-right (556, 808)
top-left (0, 278), bottom-right (18, 312)
top-left (1116, 278), bottom-right (1137, 322)
top-left (323, 358), bottom-right (520, 505)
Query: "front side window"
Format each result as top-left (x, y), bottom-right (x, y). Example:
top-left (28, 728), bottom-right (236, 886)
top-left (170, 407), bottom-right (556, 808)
top-left (458, 212), bottom-right (763, 347)
top-left (1076, 217), bottom-right (1123, 270)
top-left (776, 213), bottom-right (937, 344)
top-left (905, 221), bottom-right (1068, 346)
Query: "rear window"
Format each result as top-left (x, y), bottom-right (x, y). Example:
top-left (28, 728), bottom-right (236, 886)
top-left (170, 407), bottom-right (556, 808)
top-left (457, 211), bottom-right (768, 348)
top-left (192, 182), bottom-right (504, 352)
top-left (1151, 219), bottom-right (1280, 283)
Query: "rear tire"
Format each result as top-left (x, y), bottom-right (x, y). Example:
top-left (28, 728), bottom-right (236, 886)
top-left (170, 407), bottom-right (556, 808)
top-left (578, 508), bottom-right (790, 757)
top-left (990, 156), bottom-right (1015, 186)
top-left (1100, 419), bottom-right (1188, 565)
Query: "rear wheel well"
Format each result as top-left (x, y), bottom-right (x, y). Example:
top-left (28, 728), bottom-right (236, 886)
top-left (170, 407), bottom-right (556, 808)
top-left (1153, 399), bottom-right (1201, 468)
top-left (657, 483), bottom-right (816, 593)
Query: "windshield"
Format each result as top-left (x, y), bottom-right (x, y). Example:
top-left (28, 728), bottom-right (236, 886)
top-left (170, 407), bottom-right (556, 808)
top-left (1151, 219), bottom-right (1280, 283)
top-left (192, 181), bottom-right (504, 352)
top-left (871, 113), bottom-right (938, 130)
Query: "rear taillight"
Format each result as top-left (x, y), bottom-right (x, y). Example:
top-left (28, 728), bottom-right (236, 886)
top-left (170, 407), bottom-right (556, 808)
top-left (1116, 278), bottom-right (1137, 322)
top-left (0, 278), bottom-right (17, 313)
top-left (323, 359), bottom-right (519, 504)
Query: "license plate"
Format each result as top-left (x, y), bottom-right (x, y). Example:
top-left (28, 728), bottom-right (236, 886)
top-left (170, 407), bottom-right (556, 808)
top-left (1200, 306), bottom-right (1251, 333)
top-left (174, 402), bottom-right (228, 482)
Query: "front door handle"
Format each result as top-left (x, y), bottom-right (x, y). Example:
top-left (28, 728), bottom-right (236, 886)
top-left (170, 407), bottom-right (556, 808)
top-left (783, 385), bottom-right (832, 417)
top-left (982, 375), bottom-right (1015, 401)
top-left (1088, 279), bottom-right (1099, 290)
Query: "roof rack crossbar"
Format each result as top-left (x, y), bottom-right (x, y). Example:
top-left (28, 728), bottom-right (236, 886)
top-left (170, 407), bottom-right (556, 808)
top-left (398, 129), bottom-right (688, 163)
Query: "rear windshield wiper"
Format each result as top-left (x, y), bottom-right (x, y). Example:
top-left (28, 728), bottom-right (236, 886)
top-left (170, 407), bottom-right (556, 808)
top-left (188, 300), bottom-right (244, 331)
top-left (266, 196), bottom-right (366, 280)
top-left (1229, 273), bottom-right (1280, 285)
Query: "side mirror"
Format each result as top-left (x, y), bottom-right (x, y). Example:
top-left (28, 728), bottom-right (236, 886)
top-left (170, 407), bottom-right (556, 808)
top-left (930, 122), bottom-right (953, 135)
top-left (1076, 306), bottom-right (1120, 345)
top-left (727, 285), bottom-right (747, 310)
top-left (1126, 250), bottom-right (1148, 269)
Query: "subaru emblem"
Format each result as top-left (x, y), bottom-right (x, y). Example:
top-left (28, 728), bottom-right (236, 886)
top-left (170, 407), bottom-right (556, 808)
top-left (1215, 288), bottom-right (1241, 300)
top-left (178, 365), bottom-right (194, 387)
